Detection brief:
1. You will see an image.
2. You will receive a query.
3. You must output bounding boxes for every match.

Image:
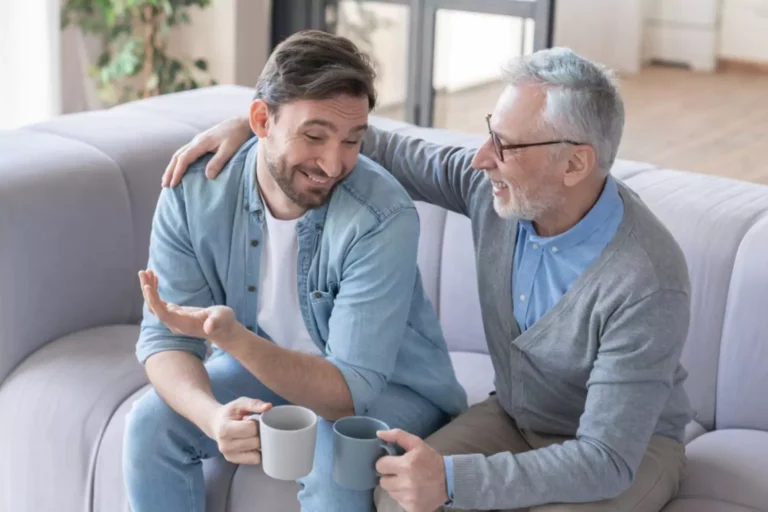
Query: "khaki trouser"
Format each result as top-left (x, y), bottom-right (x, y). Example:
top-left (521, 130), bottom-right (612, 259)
top-left (375, 396), bottom-right (686, 512)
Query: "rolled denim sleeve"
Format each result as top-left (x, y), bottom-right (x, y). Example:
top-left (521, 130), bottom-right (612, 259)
top-left (324, 207), bottom-right (420, 416)
top-left (136, 184), bottom-right (214, 364)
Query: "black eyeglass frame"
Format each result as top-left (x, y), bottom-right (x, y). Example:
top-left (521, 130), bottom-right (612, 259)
top-left (485, 114), bottom-right (585, 162)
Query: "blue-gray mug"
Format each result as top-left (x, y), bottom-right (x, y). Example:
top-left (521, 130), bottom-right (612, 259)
top-left (333, 416), bottom-right (397, 490)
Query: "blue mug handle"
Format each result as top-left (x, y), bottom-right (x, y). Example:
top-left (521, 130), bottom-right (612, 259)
top-left (375, 442), bottom-right (398, 477)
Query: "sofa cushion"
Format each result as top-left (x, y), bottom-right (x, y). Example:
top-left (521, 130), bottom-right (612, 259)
top-left (0, 130), bottom-right (136, 385)
top-left (662, 498), bottom-right (761, 512)
top-left (672, 429), bottom-right (768, 511)
top-left (414, 202), bottom-right (448, 314)
top-left (27, 109), bottom-right (202, 322)
top-left (0, 325), bottom-right (147, 512)
top-left (717, 213), bottom-right (768, 430)
top-left (449, 351), bottom-right (495, 406)
top-left (227, 464), bottom-right (301, 512)
top-left (93, 384), bottom-right (238, 512)
top-left (621, 169), bottom-right (768, 430)
top-left (439, 212), bottom-right (486, 353)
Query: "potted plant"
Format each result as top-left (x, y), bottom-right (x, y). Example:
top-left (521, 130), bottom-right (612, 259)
top-left (61, 0), bottom-right (217, 106)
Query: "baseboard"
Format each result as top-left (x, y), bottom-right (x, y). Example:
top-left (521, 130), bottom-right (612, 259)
top-left (717, 58), bottom-right (768, 74)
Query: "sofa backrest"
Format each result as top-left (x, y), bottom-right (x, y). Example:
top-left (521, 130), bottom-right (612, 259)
top-left (2, 86), bottom-right (767, 434)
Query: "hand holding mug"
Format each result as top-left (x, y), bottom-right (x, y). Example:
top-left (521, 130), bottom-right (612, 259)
top-left (207, 397), bottom-right (272, 465)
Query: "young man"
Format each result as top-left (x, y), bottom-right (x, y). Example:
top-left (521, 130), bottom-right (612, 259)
top-left (165, 47), bottom-right (693, 512)
top-left (124, 30), bottom-right (467, 512)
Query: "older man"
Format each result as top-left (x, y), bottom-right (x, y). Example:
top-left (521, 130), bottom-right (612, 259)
top-left (164, 47), bottom-right (693, 512)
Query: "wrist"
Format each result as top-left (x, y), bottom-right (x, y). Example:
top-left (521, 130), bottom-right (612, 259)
top-left (213, 320), bottom-right (248, 348)
top-left (196, 397), bottom-right (223, 439)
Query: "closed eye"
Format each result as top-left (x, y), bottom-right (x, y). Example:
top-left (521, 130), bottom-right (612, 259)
top-left (343, 140), bottom-right (361, 145)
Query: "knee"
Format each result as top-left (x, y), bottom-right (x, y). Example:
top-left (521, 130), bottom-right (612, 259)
top-left (123, 388), bottom-right (183, 454)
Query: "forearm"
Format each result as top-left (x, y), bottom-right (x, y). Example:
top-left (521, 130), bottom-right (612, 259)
top-left (224, 331), bottom-right (354, 421)
top-left (145, 350), bottom-right (220, 438)
top-left (361, 126), bottom-right (476, 215)
top-left (449, 436), bottom-right (632, 510)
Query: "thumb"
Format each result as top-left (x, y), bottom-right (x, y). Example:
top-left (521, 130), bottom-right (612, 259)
top-left (377, 428), bottom-right (422, 452)
top-left (231, 397), bottom-right (272, 416)
top-left (202, 307), bottom-right (232, 336)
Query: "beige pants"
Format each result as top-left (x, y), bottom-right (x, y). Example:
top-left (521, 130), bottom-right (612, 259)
top-left (375, 396), bottom-right (686, 512)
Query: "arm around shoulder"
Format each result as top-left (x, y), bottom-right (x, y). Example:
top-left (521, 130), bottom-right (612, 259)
top-left (361, 125), bottom-right (483, 216)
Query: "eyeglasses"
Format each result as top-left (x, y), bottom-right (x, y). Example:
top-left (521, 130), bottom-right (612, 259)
top-left (485, 114), bottom-right (584, 162)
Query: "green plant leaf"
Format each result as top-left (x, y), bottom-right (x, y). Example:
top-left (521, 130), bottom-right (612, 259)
top-left (193, 59), bottom-right (207, 71)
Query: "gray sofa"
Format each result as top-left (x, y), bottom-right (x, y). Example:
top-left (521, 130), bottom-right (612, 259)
top-left (1, 85), bottom-right (767, 512)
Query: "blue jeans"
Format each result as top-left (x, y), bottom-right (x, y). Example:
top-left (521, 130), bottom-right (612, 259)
top-left (123, 349), bottom-right (448, 512)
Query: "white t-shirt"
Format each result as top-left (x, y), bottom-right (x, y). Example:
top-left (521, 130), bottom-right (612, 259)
top-left (256, 206), bottom-right (322, 356)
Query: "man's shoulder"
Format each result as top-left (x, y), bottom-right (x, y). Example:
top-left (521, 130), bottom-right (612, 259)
top-left (175, 138), bottom-right (255, 206)
top-left (610, 184), bottom-right (690, 297)
top-left (333, 155), bottom-right (416, 223)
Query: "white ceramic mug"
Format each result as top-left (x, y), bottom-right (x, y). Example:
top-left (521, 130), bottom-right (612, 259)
top-left (247, 405), bottom-right (318, 480)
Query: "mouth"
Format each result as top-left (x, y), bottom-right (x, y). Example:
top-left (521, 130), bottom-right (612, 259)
top-left (300, 170), bottom-right (332, 187)
top-left (490, 179), bottom-right (509, 196)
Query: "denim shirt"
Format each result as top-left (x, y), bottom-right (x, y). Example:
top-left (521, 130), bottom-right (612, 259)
top-left (137, 138), bottom-right (468, 418)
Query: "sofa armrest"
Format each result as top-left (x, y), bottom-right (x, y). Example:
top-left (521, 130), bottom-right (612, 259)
top-left (0, 130), bottom-right (136, 384)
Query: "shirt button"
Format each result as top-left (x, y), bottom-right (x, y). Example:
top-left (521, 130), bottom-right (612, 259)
top-left (532, 243), bottom-right (539, 249)
top-left (248, 285), bottom-right (256, 292)
top-left (314, 291), bottom-right (323, 299)
top-left (250, 240), bottom-right (259, 247)
top-left (520, 294), bottom-right (526, 302)
top-left (552, 246), bottom-right (559, 253)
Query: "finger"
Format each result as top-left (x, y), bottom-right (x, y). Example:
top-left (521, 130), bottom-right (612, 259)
top-left (221, 435), bottom-right (261, 454)
top-left (221, 418), bottom-right (259, 439)
top-left (377, 429), bottom-right (423, 452)
top-left (172, 138), bottom-right (212, 187)
top-left (205, 146), bottom-right (230, 179)
top-left (162, 147), bottom-right (183, 187)
top-left (375, 454), bottom-right (406, 476)
top-left (226, 450), bottom-right (261, 465)
top-left (142, 278), bottom-right (167, 319)
top-left (378, 475), bottom-right (406, 493)
top-left (230, 397), bottom-right (272, 416)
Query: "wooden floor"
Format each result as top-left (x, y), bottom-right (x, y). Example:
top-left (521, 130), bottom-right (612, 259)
top-left (376, 65), bottom-right (768, 185)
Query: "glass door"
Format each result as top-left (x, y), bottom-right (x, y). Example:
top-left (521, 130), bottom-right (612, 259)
top-left (422, 0), bottom-right (553, 131)
top-left (320, 0), bottom-right (554, 126)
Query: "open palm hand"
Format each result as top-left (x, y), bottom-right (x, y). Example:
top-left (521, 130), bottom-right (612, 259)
top-left (139, 269), bottom-right (242, 344)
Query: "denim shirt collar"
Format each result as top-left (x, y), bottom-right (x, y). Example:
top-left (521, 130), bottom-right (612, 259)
top-left (242, 139), bottom-right (330, 230)
top-left (518, 175), bottom-right (622, 250)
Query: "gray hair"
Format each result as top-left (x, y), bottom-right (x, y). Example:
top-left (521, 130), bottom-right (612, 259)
top-left (502, 47), bottom-right (625, 175)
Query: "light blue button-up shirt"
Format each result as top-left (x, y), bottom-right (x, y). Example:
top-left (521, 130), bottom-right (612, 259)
top-left (444, 175), bottom-right (624, 503)
top-left (137, 138), bottom-right (468, 418)
top-left (512, 175), bottom-right (625, 332)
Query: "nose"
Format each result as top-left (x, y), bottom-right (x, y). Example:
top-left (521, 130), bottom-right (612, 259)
top-left (317, 146), bottom-right (344, 178)
top-left (471, 137), bottom-right (497, 172)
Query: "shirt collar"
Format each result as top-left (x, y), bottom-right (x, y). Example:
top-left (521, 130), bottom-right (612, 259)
top-left (243, 139), bottom-right (330, 230)
top-left (519, 175), bottom-right (622, 250)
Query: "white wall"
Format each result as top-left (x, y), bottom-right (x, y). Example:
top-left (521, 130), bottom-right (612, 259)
top-left (553, 0), bottom-right (646, 74)
top-left (0, 0), bottom-right (61, 129)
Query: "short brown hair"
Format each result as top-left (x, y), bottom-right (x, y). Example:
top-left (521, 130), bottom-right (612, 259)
top-left (254, 30), bottom-right (377, 115)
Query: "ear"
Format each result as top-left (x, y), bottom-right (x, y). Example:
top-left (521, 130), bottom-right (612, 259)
top-left (563, 145), bottom-right (597, 188)
top-left (249, 100), bottom-right (271, 138)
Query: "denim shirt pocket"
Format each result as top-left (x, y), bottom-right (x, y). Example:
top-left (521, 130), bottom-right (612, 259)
top-left (309, 289), bottom-right (335, 342)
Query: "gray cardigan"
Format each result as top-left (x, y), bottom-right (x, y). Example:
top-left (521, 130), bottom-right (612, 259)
top-left (362, 127), bottom-right (693, 510)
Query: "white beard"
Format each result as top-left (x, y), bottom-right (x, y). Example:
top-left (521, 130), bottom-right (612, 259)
top-left (492, 179), bottom-right (555, 221)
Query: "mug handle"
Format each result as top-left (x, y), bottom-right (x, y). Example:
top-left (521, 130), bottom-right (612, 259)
top-left (375, 442), bottom-right (398, 477)
top-left (246, 413), bottom-right (262, 423)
